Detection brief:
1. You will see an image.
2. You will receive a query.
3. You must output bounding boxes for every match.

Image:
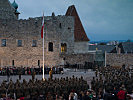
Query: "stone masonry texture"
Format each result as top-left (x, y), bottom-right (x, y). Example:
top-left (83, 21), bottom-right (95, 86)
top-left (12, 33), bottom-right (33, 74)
top-left (0, 16), bottom-right (75, 67)
top-left (106, 53), bottom-right (133, 67)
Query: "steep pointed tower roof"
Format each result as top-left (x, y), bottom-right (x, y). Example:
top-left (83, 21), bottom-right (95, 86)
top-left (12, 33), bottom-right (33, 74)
top-left (66, 5), bottom-right (89, 42)
top-left (12, 0), bottom-right (18, 9)
top-left (0, 0), bottom-right (17, 19)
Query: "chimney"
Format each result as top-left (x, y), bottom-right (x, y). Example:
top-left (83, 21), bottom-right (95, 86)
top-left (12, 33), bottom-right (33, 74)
top-left (117, 47), bottom-right (121, 54)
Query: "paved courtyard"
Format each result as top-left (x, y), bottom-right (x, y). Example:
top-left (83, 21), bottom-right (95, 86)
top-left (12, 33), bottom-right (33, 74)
top-left (0, 68), bottom-right (95, 85)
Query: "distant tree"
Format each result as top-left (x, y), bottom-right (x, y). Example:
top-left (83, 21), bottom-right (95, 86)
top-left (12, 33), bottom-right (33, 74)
top-left (99, 42), bottom-right (106, 45)
top-left (126, 39), bottom-right (131, 42)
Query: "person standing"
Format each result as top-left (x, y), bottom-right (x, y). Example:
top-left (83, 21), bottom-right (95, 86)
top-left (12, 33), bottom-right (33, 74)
top-left (32, 70), bottom-right (36, 80)
top-left (18, 68), bottom-right (22, 80)
top-left (129, 90), bottom-right (133, 100)
top-left (49, 68), bottom-right (53, 80)
top-left (117, 87), bottom-right (126, 100)
top-left (7, 67), bottom-right (10, 82)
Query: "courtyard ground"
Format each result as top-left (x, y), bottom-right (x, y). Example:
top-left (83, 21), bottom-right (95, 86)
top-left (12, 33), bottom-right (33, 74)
top-left (0, 68), bottom-right (95, 85)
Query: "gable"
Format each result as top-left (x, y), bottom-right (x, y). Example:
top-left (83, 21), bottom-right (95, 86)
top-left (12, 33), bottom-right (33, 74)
top-left (66, 5), bottom-right (89, 42)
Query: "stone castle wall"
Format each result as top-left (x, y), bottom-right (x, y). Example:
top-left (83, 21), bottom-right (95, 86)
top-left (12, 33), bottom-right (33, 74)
top-left (74, 42), bottom-right (88, 54)
top-left (106, 53), bottom-right (133, 67)
top-left (60, 53), bottom-right (94, 65)
top-left (0, 15), bottom-right (75, 67)
top-left (0, 0), bottom-right (16, 19)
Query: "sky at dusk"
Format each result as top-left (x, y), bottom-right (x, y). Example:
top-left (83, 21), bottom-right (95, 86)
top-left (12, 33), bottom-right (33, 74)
top-left (9, 0), bottom-right (133, 41)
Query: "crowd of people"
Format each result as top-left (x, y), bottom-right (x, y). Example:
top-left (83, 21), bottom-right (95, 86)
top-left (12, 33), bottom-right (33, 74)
top-left (0, 76), bottom-right (90, 100)
top-left (91, 66), bottom-right (133, 100)
top-left (0, 65), bottom-right (133, 100)
top-left (0, 66), bottom-right (63, 76)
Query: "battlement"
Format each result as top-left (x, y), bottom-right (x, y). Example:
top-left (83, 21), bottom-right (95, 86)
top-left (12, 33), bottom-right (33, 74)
top-left (0, 15), bottom-right (74, 38)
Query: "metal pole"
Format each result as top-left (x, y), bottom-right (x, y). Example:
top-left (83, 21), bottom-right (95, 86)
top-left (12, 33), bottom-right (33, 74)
top-left (43, 27), bottom-right (45, 80)
top-left (42, 14), bottom-right (45, 81)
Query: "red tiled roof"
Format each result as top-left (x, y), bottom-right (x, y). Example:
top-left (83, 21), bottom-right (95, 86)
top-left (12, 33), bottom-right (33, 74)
top-left (65, 5), bottom-right (90, 42)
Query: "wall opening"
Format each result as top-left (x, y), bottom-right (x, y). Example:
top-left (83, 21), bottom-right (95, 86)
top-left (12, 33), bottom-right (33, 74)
top-left (38, 60), bottom-right (40, 66)
top-left (1, 39), bottom-right (6, 47)
top-left (17, 40), bottom-right (22, 47)
top-left (12, 60), bottom-right (14, 66)
top-left (48, 42), bottom-right (53, 52)
top-left (32, 40), bottom-right (37, 47)
top-left (61, 43), bottom-right (67, 52)
top-left (59, 23), bottom-right (62, 28)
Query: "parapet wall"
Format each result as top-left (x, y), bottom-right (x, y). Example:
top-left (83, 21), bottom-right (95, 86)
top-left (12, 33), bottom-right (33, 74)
top-left (106, 53), bottom-right (133, 67)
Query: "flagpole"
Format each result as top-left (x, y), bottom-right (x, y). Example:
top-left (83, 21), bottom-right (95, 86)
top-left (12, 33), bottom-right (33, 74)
top-left (42, 14), bottom-right (45, 81)
top-left (43, 23), bottom-right (45, 81)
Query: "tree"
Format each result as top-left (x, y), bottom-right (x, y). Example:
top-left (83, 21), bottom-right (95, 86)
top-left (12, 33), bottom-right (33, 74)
top-left (99, 42), bottom-right (106, 45)
top-left (126, 39), bottom-right (131, 42)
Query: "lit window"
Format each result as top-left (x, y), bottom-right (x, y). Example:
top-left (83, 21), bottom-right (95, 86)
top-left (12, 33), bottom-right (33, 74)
top-left (32, 40), bottom-right (37, 47)
top-left (61, 43), bottom-right (67, 52)
top-left (17, 40), bottom-right (22, 47)
top-left (1, 39), bottom-right (6, 47)
top-left (48, 42), bottom-right (53, 52)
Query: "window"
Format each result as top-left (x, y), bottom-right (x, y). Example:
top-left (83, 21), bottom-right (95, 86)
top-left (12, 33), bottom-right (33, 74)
top-left (48, 42), bottom-right (53, 51)
top-left (59, 23), bottom-right (62, 28)
top-left (17, 40), bottom-right (22, 47)
top-left (1, 39), bottom-right (6, 47)
top-left (68, 27), bottom-right (71, 30)
top-left (12, 60), bottom-right (14, 66)
top-left (32, 40), bottom-right (37, 47)
top-left (61, 43), bottom-right (67, 52)
top-left (38, 60), bottom-right (40, 66)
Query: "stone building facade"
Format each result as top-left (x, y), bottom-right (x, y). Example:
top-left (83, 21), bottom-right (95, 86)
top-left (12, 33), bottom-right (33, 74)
top-left (106, 53), bottom-right (133, 67)
top-left (0, 0), bottom-right (89, 67)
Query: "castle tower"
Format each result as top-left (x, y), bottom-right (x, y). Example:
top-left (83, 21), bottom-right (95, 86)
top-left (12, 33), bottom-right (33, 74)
top-left (0, 0), bottom-right (17, 19)
top-left (12, 0), bottom-right (20, 19)
top-left (66, 5), bottom-right (89, 42)
top-left (66, 5), bottom-right (89, 53)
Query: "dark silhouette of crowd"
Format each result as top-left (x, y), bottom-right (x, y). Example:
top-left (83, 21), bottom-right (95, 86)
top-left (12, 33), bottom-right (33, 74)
top-left (91, 66), bottom-right (133, 100)
top-left (0, 66), bottom-right (63, 76)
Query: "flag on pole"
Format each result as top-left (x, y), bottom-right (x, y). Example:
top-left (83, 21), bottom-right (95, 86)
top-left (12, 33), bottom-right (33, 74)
top-left (41, 13), bottom-right (44, 38)
top-left (42, 12), bottom-right (45, 81)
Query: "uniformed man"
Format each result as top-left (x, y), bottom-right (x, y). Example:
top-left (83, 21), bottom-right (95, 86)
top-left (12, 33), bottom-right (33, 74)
top-left (49, 68), bottom-right (53, 80)
top-left (32, 70), bottom-right (36, 80)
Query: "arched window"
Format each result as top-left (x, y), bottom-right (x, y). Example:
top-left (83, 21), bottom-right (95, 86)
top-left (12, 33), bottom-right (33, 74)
top-left (61, 43), bottom-right (67, 52)
top-left (48, 42), bottom-right (53, 52)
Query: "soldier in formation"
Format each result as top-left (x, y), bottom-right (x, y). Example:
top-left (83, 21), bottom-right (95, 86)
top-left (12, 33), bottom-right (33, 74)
top-left (0, 75), bottom-right (89, 100)
top-left (91, 66), bottom-right (133, 100)
top-left (49, 68), bottom-right (53, 80)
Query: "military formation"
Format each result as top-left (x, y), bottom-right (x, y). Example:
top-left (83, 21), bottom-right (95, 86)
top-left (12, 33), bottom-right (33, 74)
top-left (0, 75), bottom-right (89, 100)
top-left (91, 66), bottom-right (133, 100)
top-left (0, 66), bottom-right (133, 100)
top-left (0, 67), bottom-right (63, 76)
